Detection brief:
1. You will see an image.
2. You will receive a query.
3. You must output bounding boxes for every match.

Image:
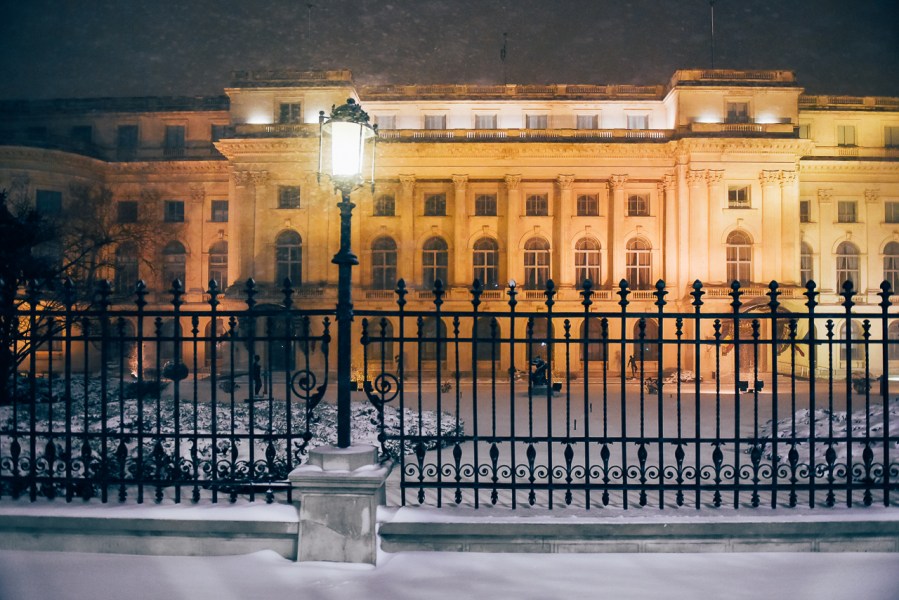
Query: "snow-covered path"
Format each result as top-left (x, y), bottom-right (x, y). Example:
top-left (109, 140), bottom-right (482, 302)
top-left (1, 548), bottom-right (897, 600)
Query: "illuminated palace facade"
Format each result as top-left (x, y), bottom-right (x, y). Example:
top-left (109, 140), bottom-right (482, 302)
top-left (2, 69), bottom-right (898, 378)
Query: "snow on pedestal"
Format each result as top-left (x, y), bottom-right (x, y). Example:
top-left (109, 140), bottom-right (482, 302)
top-left (289, 445), bottom-right (392, 564)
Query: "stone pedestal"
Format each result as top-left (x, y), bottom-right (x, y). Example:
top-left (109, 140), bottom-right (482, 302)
top-left (288, 445), bottom-right (392, 564)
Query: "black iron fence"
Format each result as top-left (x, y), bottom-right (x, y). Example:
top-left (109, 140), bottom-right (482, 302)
top-left (1, 277), bottom-right (897, 509)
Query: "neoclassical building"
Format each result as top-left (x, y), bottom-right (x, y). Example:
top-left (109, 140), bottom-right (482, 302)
top-left (2, 68), bottom-right (898, 378)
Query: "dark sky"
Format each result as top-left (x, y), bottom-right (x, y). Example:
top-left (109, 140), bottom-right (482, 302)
top-left (2, 0), bottom-right (898, 100)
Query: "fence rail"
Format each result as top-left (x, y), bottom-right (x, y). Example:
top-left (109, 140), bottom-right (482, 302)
top-left (1, 277), bottom-right (897, 510)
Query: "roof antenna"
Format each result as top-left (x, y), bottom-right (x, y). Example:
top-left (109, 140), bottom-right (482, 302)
top-left (500, 32), bottom-right (508, 85)
top-left (709, 1), bottom-right (717, 69)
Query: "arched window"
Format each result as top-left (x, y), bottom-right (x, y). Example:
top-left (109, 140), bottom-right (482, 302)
top-left (839, 320), bottom-right (863, 363)
top-left (114, 242), bottom-right (139, 294)
top-left (575, 238), bottom-right (601, 288)
top-left (374, 195), bottom-right (395, 217)
top-left (524, 237), bottom-right (550, 289)
top-left (889, 321), bottom-right (899, 361)
top-left (835, 241), bottom-right (860, 290)
top-left (633, 318), bottom-right (660, 362)
top-left (367, 318), bottom-right (394, 365)
top-left (625, 238), bottom-right (652, 290)
top-left (800, 241), bottom-right (814, 287)
top-left (371, 237), bottom-right (397, 290)
top-left (275, 231), bottom-right (302, 285)
top-left (580, 319), bottom-right (606, 362)
top-left (884, 241), bottom-right (899, 292)
top-left (420, 316), bottom-right (446, 363)
top-left (472, 237), bottom-right (499, 288)
top-left (726, 230), bottom-right (752, 285)
top-left (208, 241), bottom-right (228, 289)
top-left (422, 237), bottom-right (448, 288)
top-left (162, 241), bottom-right (186, 288)
top-left (474, 316), bottom-right (500, 362)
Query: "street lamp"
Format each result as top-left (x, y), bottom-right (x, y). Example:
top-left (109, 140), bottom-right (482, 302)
top-left (318, 98), bottom-right (378, 448)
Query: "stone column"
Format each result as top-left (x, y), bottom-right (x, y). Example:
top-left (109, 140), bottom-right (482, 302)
top-left (504, 175), bottom-right (522, 285)
top-left (289, 446), bottom-right (392, 564)
top-left (609, 174), bottom-right (628, 284)
top-left (817, 189), bottom-right (833, 291)
top-left (248, 170), bottom-right (268, 283)
top-left (187, 184), bottom-right (205, 295)
top-left (661, 173), bottom-right (678, 289)
top-left (686, 169), bottom-right (709, 284)
top-left (230, 170), bottom-right (252, 286)
top-left (760, 170), bottom-right (782, 283)
top-left (706, 170), bottom-right (725, 282)
top-left (398, 175), bottom-right (416, 284)
top-left (452, 175), bottom-right (469, 287)
top-left (780, 170), bottom-right (800, 284)
top-left (556, 175), bottom-right (575, 288)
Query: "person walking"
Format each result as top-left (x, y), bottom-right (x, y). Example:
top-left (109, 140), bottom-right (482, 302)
top-left (252, 354), bottom-right (263, 396)
top-left (627, 354), bottom-right (637, 379)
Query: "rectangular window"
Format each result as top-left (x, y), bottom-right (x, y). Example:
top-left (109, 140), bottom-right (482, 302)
top-left (117, 124), bottom-right (139, 160)
top-left (474, 194), bottom-right (497, 216)
top-left (837, 125), bottom-right (856, 146)
top-left (278, 102), bottom-right (302, 124)
top-left (627, 194), bottom-right (649, 216)
top-left (424, 114), bottom-right (446, 130)
top-left (211, 124), bottom-right (229, 142)
top-left (164, 125), bottom-right (185, 158)
top-left (35, 190), bottom-right (62, 214)
top-left (374, 115), bottom-right (396, 130)
top-left (577, 194), bottom-right (599, 216)
top-left (525, 194), bottom-right (548, 216)
top-left (117, 201), bottom-right (139, 223)
top-left (885, 126), bottom-right (899, 148)
top-left (728, 186), bottom-right (751, 209)
top-left (71, 125), bottom-right (93, 146)
top-left (837, 200), bottom-right (857, 223)
top-left (576, 114), bottom-right (599, 130)
top-left (210, 200), bottom-right (229, 222)
top-left (797, 124), bottom-right (811, 139)
top-left (886, 202), bottom-right (899, 224)
top-left (278, 186), bottom-right (301, 209)
top-left (799, 200), bottom-right (811, 223)
top-left (525, 114), bottom-right (547, 129)
top-left (164, 200), bottom-right (185, 223)
top-left (475, 114), bottom-right (497, 130)
top-left (626, 115), bottom-right (648, 130)
top-left (424, 193), bottom-right (447, 216)
top-left (725, 101), bottom-right (750, 124)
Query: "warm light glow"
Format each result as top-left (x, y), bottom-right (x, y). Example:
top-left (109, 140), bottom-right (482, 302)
top-left (696, 113), bottom-right (720, 124)
top-left (755, 113), bottom-right (778, 124)
top-left (246, 111), bottom-right (272, 125)
top-left (328, 121), bottom-right (366, 177)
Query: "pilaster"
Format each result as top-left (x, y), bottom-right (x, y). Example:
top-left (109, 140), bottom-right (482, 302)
top-left (452, 175), bottom-right (469, 287)
top-left (556, 175), bottom-right (575, 287)
top-left (780, 171), bottom-right (800, 284)
top-left (505, 175), bottom-right (522, 284)
top-left (686, 169), bottom-right (709, 283)
top-left (609, 174), bottom-right (628, 284)
top-left (398, 175), bottom-right (416, 284)
top-left (660, 174), bottom-right (677, 289)
top-left (230, 170), bottom-right (253, 286)
top-left (760, 170), bottom-right (782, 283)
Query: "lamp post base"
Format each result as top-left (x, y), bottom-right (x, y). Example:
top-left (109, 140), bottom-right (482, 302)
top-left (288, 445), bottom-right (392, 564)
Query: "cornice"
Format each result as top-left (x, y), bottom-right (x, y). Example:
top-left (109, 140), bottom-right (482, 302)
top-left (215, 138), bottom-right (312, 160)
top-left (798, 160), bottom-right (899, 174)
top-left (111, 161), bottom-right (230, 176)
top-left (675, 138), bottom-right (812, 156)
top-left (376, 142), bottom-right (676, 160)
top-left (0, 146), bottom-right (106, 174)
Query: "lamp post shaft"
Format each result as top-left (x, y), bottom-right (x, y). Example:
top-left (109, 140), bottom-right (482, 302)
top-left (333, 190), bottom-right (358, 448)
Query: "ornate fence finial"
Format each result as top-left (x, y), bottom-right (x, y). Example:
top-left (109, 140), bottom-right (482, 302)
top-left (207, 280), bottom-right (221, 310)
top-left (281, 277), bottom-right (295, 309)
top-left (395, 278), bottom-right (408, 309)
top-left (244, 278), bottom-right (257, 310)
top-left (470, 278), bottom-right (483, 309)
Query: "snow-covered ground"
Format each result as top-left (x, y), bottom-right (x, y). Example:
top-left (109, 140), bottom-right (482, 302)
top-left (0, 548), bottom-right (896, 600)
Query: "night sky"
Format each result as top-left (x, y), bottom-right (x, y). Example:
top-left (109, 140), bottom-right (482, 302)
top-left (2, 0), bottom-right (898, 100)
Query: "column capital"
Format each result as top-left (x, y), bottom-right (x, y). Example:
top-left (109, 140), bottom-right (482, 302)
top-left (685, 169), bottom-right (706, 187)
top-left (557, 174), bottom-right (575, 190)
top-left (661, 173), bottom-right (677, 192)
top-left (609, 174), bottom-right (628, 190)
top-left (233, 170), bottom-right (253, 187)
top-left (190, 184), bottom-right (205, 203)
top-left (707, 170), bottom-right (725, 186)
top-left (250, 170), bottom-right (270, 187)
top-left (399, 174), bottom-right (416, 194)
top-left (865, 188), bottom-right (880, 203)
top-left (780, 170), bottom-right (797, 187)
top-left (504, 174), bottom-right (522, 191)
top-left (759, 170), bottom-right (780, 186)
top-left (452, 174), bottom-right (468, 191)
top-left (817, 188), bottom-right (832, 203)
